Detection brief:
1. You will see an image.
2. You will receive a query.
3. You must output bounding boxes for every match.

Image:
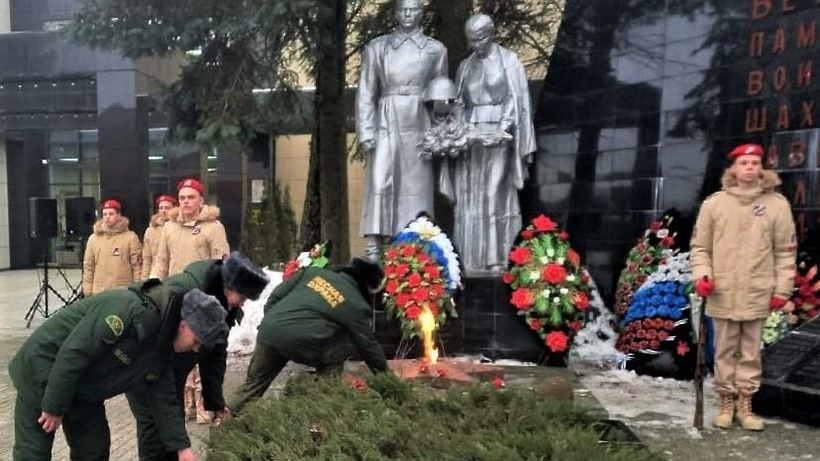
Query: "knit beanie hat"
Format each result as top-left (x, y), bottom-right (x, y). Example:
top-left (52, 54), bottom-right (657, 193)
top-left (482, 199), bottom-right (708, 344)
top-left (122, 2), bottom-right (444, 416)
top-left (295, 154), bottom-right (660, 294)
top-left (338, 257), bottom-right (384, 299)
top-left (220, 252), bottom-right (270, 300)
top-left (180, 289), bottom-right (229, 347)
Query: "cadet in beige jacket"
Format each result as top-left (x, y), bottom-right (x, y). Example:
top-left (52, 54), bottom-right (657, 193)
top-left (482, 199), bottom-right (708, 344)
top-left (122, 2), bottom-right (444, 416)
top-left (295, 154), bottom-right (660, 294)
top-left (690, 143), bottom-right (797, 432)
top-left (82, 199), bottom-right (143, 296)
top-left (150, 178), bottom-right (230, 280)
top-left (141, 194), bottom-right (177, 279)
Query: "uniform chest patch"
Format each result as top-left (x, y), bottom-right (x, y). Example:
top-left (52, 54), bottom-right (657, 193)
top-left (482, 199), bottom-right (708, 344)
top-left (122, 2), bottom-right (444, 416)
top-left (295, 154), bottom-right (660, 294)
top-left (753, 204), bottom-right (766, 216)
top-left (105, 315), bottom-right (125, 337)
top-left (192, 225), bottom-right (202, 235)
top-left (111, 247), bottom-right (121, 256)
top-left (113, 348), bottom-right (131, 364)
top-left (307, 276), bottom-right (345, 308)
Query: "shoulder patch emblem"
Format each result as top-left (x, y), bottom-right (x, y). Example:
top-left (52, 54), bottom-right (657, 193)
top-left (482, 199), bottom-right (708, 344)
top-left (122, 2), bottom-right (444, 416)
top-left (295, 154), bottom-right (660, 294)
top-left (105, 315), bottom-right (125, 337)
top-left (192, 225), bottom-right (202, 235)
top-left (111, 247), bottom-right (121, 256)
top-left (753, 204), bottom-right (766, 216)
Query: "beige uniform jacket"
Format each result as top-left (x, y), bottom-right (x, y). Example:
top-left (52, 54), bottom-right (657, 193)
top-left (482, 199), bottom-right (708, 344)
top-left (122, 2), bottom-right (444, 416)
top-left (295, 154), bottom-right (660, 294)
top-left (141, 212), bottom-right (170, 279)
top-left (82, 216), bottom-right (142, 296)
top-left (690, 169), bottom-right (797, 321)
top-left (149, 205), bottom-right (229, 279)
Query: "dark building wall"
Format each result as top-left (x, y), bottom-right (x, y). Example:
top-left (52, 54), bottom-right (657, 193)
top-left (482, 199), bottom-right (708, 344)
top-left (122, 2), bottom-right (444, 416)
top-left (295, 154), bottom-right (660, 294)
top-left (11, 0), bottom-right (78, 31)
top-left (6, 132), bottom-right (51, 267)
top-left (533, 0), bottom-right (820, 302)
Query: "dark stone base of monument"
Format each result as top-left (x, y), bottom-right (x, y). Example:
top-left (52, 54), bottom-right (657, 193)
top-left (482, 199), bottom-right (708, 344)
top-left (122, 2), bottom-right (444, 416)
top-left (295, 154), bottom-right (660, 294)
top-left (371, 274), bottom-right (548, 363)
top-left (753, 317), bottom-right (820, 426)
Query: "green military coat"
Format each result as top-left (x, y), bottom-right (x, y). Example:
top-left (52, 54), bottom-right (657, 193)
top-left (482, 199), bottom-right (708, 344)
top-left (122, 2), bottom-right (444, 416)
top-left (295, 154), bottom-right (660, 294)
top-left (8, 280), bottom-right (191, 452)
top-left (258, 267), bottom-right (387, 373)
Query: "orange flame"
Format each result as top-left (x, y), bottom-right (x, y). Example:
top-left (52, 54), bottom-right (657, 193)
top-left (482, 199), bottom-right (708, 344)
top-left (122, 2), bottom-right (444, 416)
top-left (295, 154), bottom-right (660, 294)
top-left (418, 304), bottom-right (439, 363)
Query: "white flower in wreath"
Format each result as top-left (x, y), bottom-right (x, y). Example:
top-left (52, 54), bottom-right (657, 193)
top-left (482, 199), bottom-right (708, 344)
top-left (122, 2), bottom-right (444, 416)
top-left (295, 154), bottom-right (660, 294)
top-left (657, 228), bottom-right (670, 238)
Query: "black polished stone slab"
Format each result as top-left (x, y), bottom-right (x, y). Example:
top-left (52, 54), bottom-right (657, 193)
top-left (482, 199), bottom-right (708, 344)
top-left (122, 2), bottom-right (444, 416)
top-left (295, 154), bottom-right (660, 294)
top-left (371, 274), bottom-right (549, 364)
top-left (753, 318), bottom-right (820, 426)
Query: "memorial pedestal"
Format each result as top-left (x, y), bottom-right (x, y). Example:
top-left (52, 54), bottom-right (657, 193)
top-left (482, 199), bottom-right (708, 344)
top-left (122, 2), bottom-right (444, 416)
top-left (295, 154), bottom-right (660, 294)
top-left (372, 274), bottom-right (547, 363)
top-left (753, 317), bottom-right (820, 426)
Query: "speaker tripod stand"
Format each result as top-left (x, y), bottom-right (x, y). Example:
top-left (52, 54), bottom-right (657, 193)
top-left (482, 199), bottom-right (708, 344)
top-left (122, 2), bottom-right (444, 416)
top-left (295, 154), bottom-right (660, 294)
top-left (25, 239), bottom-right (79, 327)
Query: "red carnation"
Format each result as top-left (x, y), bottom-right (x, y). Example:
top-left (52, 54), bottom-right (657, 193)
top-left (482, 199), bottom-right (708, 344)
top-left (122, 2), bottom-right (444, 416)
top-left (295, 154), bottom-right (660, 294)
top-left (582, 272), bottom-right (591, 283)
top-left (385, 248), bottom-right (400, 260)
top-left (799, 284), bottom-right (815, 298)
top-left (400, 245), bottom-right (417, 257)
top-left (510, 288), bottom-right (534, 310)
top-left (412, 288), bottom-right (430, 303)
top-left (545, 330), bottom-right (569, 352)
top-left (395, 264), bottom-right (410, 277)
top-left (283, 260), bottom-right (300, 280)
top-left (385, 265), bottom-right (400, 279)
top-left (657, 331), bottom-right (669, 341)
top-left (385, 279), bottom-right (399, 295)
top-left (660, 236), bottom-right (675, 248)
top-left (509, 247), bottom-right (532, 266)
top-left (492, 377), bottom-right (505, 389)
top-left (408, 273), bottom-right (423, 288)
top-left (502, 272), bottom-right (515, 284)
top-left (573, 292), bottom-right (589, 311)
top-left (406, 306), bottom-right (422, 320)
top-left (528, 318), bottom-right (542, 331)
top-left (423, 264), bottom-right (440, 279)
top-left (521, 229), bottom-right (535, 240)
top-left (532, 215), bottom-right (558, 232)
top-left (395, 292), bottom-right (411, 308)
top-left (429, 303), bottom-right (439, 316)
top-left (650, 221), bottom-right (662, 232)
top-left (542, 264), bottom-right (567, 285)
top-left (636, 329), bottom-right (646, 339)
top-left (650, 340), bottom-right (661, 350)
top-left (417, 253), bottom-right (431, 264)
top-left (558, 230), bottom-right (570, 241)
top-left (664, 320), bottom-right (676, 330)
top-left (430, 284), bottom-right (444, 300)
top-left (570, 320), bottom-right (583, 332)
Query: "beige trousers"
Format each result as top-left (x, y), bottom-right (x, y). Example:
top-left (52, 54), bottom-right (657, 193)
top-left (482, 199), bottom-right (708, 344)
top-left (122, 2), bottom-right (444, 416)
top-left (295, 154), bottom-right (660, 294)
top-left (712, 318), bottom-right (765, 396)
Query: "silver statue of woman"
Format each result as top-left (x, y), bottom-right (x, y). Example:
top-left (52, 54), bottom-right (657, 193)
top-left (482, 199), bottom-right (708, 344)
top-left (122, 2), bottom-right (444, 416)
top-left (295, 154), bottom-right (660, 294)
top-left (356, 0), bottom-right (448, 259)
top-left (453, 14), bottom-right (536, 272)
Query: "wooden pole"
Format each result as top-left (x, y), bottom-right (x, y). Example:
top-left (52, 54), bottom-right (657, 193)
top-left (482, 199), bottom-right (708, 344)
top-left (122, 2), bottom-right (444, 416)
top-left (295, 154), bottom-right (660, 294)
top-left (693, 278), bottom-right (708, 430)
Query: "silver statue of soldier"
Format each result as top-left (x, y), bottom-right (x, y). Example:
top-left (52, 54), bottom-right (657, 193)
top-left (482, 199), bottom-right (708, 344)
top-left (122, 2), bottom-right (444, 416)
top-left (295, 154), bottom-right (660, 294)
top-left (356, 0), bottom-right (448, 259)
top-left (453, 14), bottom-right (536, 272)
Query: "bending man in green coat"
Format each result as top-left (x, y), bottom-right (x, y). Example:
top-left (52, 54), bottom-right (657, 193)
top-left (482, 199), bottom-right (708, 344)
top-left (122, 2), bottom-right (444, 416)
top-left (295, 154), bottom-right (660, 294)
top-left (226, 257), bottom-right (388, 414)
top-left (126, 251), bottom-right (270, 461)
top-left (9, 285), bottom-right (228, 461)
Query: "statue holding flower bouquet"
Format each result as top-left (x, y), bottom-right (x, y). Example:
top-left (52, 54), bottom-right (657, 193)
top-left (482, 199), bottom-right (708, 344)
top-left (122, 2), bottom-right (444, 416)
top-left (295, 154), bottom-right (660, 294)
top-left (382, 215), bottom-right (462, 353)
top-left (503, 214), bottom-right (591, 362)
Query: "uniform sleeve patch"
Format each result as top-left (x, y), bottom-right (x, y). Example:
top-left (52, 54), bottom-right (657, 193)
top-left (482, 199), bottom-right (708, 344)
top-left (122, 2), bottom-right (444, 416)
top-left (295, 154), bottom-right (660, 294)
top-left (105, 315), bottom-right (125, 337)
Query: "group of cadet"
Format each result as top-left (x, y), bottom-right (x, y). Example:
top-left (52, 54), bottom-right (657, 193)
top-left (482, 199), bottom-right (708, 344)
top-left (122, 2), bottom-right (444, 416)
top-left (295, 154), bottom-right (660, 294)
top-left (9, 178), bottom-right (388, 461)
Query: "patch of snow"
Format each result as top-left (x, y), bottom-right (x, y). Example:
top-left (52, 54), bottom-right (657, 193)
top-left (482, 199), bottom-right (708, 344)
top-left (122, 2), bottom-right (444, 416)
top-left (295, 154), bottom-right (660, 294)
top-left (227, 269), bottom-right (282, 356)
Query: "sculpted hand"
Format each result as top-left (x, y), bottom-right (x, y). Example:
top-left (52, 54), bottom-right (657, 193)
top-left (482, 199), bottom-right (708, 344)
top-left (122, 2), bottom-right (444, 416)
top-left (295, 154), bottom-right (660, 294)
top-left (694, 277), bottom-right (714, 298)
top-left (360, 140), bottom-right (375, 154)
top-left (177, 447), bottom-right (198, 461)
top-left (38, 412), bottom-right (63, 434)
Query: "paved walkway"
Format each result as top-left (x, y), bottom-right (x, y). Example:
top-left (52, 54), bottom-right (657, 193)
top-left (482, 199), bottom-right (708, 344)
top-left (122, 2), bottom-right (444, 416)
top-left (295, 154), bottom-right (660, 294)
top-left (0, 269), bottom-right (222, 461)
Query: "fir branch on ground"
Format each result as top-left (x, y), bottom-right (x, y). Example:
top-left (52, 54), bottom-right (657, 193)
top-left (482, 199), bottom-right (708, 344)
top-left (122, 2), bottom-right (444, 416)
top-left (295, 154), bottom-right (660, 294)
top-left (208, 373), bottom-right (664, 461)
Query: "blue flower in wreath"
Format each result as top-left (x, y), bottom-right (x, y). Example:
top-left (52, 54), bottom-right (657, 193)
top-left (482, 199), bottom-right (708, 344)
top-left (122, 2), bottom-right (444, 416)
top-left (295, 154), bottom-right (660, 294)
top-left (650, 294), bottom-right (663, 306)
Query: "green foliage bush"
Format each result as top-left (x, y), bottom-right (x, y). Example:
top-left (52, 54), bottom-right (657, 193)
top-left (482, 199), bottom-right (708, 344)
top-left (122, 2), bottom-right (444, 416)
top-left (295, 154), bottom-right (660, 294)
top-left (209, 373), bottom-right (663, 461)
top-left (239, 181), bottom-right (298, 267)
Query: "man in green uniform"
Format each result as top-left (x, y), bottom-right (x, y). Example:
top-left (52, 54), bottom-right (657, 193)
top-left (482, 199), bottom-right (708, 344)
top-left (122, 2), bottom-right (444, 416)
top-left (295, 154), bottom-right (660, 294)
top-left (9, 285), bottom-right (228, 461)
top-left (127, 251), bottom-right (269, 461)
top-left (226, 257), bottom-right (388, 414)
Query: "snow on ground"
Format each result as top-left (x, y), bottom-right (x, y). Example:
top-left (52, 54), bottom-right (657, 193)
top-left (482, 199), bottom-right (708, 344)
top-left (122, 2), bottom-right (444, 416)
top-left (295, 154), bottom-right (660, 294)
top-left (227, 268), bottom-right (282, 356)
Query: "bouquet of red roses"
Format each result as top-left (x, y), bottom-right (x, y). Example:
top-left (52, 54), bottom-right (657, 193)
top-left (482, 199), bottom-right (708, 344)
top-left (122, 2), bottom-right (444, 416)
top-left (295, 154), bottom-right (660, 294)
top-left (382, 216), bottom-right (461, 339)
top-left (503, 214), bottom-right (591, 354)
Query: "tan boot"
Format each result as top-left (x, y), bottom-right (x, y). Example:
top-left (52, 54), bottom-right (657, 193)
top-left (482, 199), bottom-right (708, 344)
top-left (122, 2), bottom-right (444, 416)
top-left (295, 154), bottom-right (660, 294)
top-left (736, 394), bottom-right (764, 431)
top-left (713, 393), bottom-right (735, 429)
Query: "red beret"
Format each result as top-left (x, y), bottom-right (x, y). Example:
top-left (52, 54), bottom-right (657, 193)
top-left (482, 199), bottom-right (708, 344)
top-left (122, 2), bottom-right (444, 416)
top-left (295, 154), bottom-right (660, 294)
top-left (727, 143), bottom-right (764, 161)
top-left (177, 178), bottom-right (205, 196)
top-left (101, 199), bottom-right (121, 212)
top-left (155, 195), bottom-right (177, 207)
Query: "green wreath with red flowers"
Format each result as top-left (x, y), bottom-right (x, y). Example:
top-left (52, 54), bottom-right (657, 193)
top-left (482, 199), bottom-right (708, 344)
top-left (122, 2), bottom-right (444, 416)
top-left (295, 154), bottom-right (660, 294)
top-left (503, 214), bottom-right (591, 354)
